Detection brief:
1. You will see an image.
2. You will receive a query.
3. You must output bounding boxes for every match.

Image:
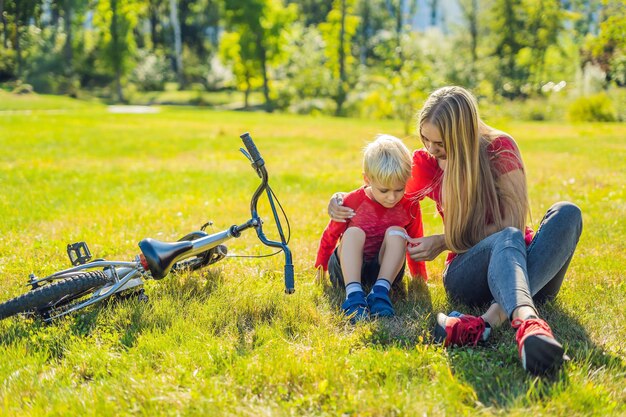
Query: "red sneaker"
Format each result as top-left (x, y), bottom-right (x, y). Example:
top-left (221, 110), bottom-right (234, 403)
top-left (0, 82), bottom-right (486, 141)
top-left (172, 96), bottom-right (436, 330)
top-left (434, 313), bottom-right (488, 347)
top-left (512, 317), bottom-right (566, 374)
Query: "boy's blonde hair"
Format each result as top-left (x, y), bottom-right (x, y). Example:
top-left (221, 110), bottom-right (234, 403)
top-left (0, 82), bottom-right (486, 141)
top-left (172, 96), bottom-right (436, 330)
top-left (363, 135), bottom-right (412, 187)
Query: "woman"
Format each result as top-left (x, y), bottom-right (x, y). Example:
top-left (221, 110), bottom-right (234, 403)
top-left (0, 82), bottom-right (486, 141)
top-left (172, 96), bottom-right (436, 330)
top-left (328, 86), bottom-right (582, 374)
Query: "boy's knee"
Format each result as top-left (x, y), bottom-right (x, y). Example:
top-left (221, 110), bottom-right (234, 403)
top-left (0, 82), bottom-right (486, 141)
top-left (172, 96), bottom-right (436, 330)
top-left (343, 226), bottom-right (366, 241)
top-left (384, 226), bottom-right (407, 240)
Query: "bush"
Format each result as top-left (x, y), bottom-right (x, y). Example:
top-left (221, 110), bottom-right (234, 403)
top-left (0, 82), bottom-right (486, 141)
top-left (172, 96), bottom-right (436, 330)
top-left (520, 97), bottom-right (567, 121)
top-left (129, 49), bottom-right (172, 91)
top-left (204, 56), bottom-right (233, 91)
top-left (288, 97), bottom-right (335, 115)
top-left (360, 90), bottom-right (395, 120)
top-left (0, 48), bottom-right (16, 82)
top-left (12, 82), bottom-right (34, 95)
top-left (606, 87), bottom-right (626, 122)
top-left (568, 93), bottom-right (618, 122)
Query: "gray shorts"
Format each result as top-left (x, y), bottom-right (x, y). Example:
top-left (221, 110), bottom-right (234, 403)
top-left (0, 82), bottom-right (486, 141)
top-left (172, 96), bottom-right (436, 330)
top-left (328, 248), bottom-right (405, 290)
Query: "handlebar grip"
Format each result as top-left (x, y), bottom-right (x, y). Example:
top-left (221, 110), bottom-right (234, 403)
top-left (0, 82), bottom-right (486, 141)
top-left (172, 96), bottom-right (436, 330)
top-left (240, 132), bottom-right (264, 166)
top-left (284, 263), bottom-right (295, 294)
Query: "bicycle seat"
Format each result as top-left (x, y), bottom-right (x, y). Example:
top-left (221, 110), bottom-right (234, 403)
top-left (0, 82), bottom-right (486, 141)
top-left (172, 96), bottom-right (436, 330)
top-left (139, 238), bottom-right (193, 280)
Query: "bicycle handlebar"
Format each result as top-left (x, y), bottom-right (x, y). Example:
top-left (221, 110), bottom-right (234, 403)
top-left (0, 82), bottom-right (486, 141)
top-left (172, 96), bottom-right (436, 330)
top-left (239, 133), bottom-right (294, 294)
top-left (240, 132), bottom-right (264, 169)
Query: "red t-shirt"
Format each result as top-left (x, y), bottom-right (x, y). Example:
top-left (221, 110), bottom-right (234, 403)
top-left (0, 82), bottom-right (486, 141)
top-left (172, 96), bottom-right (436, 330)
top-left (405, 136), bottom-right (534, 264)
top-left (315, 186), bottom-right (428, 280)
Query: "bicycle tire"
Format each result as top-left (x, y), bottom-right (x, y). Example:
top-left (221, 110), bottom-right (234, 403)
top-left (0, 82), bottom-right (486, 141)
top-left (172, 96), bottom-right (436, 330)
top-left (0, 271), bottom-right (110, 320)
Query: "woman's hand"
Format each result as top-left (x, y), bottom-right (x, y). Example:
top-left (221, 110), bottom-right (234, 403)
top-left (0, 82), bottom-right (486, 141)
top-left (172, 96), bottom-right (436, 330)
top-left (328, 192), bottom-right (354, 222)
top-left (407, 234), bottom-right (447, 261)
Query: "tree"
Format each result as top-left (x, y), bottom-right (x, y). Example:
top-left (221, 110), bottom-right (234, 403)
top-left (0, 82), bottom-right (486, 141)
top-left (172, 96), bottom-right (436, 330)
top-left (319, 0), bottom-right (359, 116)
top-left (490, 0), bottom-right (526, 97)
top-left (383, 0), bottom-right (417, 70)
top-left (523, 0), bottom-right (563, 90)
top-left (565, 0), bottom-right (602, 39)
top-left (359, 29), bottom-right (451, 132)
top-left (0, 0), bottom-right (7, 49)
top-left (179, 0), bottom-right (221, 53)
top-left (583, 0), bottom-right (626, 86)
top-left (169, 0), bottom-right (184, 87)
top-left (223, 0), bottom-right (297, 112)
top-left (428, 0), bottom-right (438, 26)
top-left (146, 0), bottom-right (167, 50)
top-left (489, 0), bottom-right (564, 97)
top-left (458, 0), bottom-right (479, 86)
top-left (3, 0), bottom-right (42, 77)
top-left (51, 0), bottom-right (89, 77)
top-left (94, 0), bottom-right (143, 102)
top-left (178, 0), bottom-right (221, 87)
top-left (287, 0), bottom-right (333, 26)
top-left (279, 23), bottom-right (333, 110)
top-left (219, 30), bottom-right (263, 108)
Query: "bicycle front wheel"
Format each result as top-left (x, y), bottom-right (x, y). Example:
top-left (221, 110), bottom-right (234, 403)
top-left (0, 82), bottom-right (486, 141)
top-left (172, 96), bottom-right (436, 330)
top-left (0, 271), bottom-right (110, 320)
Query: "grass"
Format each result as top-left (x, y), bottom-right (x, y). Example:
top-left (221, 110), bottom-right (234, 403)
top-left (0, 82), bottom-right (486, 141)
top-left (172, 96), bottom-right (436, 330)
top-left (0, 93), bottom-right (625, 416)
top-left (126, 89), bottom-right (265, 109)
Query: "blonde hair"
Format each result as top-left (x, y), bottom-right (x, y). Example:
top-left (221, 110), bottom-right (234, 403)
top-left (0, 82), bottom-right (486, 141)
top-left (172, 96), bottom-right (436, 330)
top-left (363, 135), bottom-right (412, 187)
top-left (418, 86), bottom-right (529, 253)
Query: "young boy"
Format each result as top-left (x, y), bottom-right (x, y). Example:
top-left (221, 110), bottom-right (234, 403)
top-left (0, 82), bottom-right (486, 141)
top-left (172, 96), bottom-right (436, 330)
top-left (315, 135), bottom-right (427, 322)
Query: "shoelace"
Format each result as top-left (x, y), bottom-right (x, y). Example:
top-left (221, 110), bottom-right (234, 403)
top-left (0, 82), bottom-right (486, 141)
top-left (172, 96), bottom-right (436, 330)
top-left (450, 316), bottom-right (485, 346)
top-left (512, 317), bottom-right (554, 347)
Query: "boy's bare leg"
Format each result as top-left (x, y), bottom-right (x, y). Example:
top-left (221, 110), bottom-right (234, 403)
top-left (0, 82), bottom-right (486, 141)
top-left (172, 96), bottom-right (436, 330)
top-left (377, 226), bottom-right (408, 283)
top-left (365, 227), bottom-right (407, 317)
top-left (338, 227), bottom-right (366, 287)
top-left (338, 227), bottom-right (368, 321)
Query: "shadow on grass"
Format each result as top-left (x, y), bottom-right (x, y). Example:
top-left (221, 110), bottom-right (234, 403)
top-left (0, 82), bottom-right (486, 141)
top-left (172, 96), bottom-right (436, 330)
top-left (322, 275), bottom-right (434, 346)
top-left (444, 300), bottom-right (626, 409)
top-left (116, 267), bottom-right (227, 348)
top-left (0, 267), bottom-right (226, 351)
top-left (321, 275), bottom-right (624, 410)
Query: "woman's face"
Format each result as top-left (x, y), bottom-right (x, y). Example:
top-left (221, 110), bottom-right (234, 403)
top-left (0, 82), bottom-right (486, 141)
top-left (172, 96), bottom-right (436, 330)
top-left (420, 122), bottom-right (447, 160)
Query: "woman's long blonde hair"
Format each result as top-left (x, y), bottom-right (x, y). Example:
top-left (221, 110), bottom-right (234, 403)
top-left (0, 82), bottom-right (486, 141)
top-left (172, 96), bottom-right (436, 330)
top-left (419, 86), bottom-right (529, 253)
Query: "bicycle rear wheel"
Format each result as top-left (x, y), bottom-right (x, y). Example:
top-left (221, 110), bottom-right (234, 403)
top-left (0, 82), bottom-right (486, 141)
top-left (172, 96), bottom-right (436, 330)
top-left (0, 271), bottom-right (110, 320)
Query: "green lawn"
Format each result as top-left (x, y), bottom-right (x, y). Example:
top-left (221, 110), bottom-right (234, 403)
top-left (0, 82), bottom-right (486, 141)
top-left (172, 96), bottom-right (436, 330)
top-left (126, 89), bottom-right (265, 108)
top-left (0, 94), bottom-right (624, 416)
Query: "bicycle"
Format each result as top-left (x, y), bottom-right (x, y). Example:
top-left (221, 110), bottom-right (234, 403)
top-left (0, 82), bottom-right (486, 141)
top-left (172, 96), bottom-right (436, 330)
top-left (0, 132), bottom-right (294, 322)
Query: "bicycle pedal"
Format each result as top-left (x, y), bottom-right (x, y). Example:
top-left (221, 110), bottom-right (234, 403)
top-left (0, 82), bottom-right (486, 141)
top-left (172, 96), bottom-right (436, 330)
top-left (67, 242), bottom-right (92, 266)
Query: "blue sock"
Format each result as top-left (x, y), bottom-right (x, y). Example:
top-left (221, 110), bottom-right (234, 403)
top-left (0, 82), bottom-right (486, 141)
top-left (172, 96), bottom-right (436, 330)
top-left (370, 278), bottom-right (391, 295)
top-left (345, 282), bottom-right (364, 299)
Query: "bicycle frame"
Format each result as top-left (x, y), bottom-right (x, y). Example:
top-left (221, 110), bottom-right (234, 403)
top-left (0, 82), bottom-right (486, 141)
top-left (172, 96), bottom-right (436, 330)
top-left (23, 132), bottom-right (294, 322)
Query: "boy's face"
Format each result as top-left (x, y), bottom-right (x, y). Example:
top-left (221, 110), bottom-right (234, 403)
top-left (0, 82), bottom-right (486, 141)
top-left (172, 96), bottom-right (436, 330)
top-left (365, 177), bottom-right (406, 208)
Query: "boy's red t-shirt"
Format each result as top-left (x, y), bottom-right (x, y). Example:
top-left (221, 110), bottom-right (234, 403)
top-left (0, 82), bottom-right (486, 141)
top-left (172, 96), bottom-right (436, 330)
top-left (315, 187), bottom-right (428, 280)
top-left (405, 136), bottom-right (534, 264)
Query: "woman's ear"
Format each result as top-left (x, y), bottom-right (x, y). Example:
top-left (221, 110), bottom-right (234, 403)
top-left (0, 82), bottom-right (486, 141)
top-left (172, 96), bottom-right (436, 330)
top-left (363, 173), bottom-right (370, 185)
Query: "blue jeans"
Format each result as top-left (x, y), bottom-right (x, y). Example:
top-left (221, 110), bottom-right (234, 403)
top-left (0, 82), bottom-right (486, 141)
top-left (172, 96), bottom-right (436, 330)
top-left (442, 202), bottom-right (583, 318)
